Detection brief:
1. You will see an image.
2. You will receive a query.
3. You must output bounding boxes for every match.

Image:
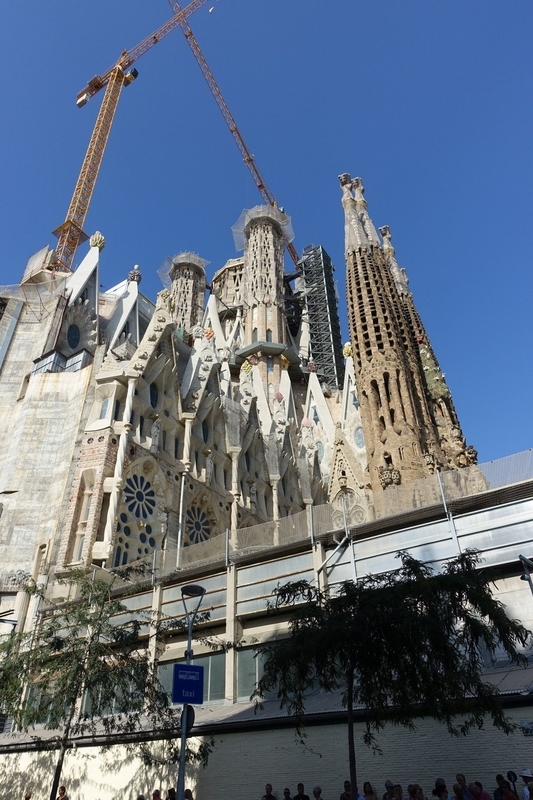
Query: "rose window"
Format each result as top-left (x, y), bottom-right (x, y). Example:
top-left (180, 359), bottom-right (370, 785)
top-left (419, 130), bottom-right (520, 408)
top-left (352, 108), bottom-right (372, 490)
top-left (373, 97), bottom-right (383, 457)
top-left (124, 474), bottom-right (156, 519)
top-left (185, 506), bottom-right (211, 545)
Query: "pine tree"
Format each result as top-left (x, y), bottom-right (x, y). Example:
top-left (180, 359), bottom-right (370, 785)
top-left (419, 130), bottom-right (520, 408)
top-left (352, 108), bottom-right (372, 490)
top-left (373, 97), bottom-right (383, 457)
top-left (254, 551), bottom-right (531, 795)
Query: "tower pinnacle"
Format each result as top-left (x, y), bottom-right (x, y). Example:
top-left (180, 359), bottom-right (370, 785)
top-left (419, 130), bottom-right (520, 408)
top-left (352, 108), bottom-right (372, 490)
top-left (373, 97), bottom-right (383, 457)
top-left (339, 173), bottom-right (371, 251)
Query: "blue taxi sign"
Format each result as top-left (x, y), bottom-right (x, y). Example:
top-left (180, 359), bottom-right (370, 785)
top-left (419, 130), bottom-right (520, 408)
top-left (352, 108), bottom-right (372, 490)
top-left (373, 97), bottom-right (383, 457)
top-left (172, 664), bottom-right (204, 705)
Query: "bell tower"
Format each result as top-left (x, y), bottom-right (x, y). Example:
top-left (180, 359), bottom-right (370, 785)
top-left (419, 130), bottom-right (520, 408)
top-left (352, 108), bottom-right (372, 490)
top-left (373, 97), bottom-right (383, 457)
top-left (340, 174), bottom-right (476, 492)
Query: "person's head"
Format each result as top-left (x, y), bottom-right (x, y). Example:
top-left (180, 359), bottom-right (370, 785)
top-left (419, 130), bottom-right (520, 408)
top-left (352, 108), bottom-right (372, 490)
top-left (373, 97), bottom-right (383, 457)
top-left (496, 777), bottom-right (505, 789)
top-left (153, 792), bottom-right (161, 800)
top-left (24, 793), bottom-right (32, 800)
top-left (184, 792), bottom-right (193, 800)
top-left (297, 786), bottom-right (305, 796)
top-left (395, 786), bottom-right (403, 799)
top-left (364, 783), bottom-right (373, 795)
top-left (386, 782), bottom-right (395, 797)
top-left (137, 796), bottom-right (146, 800)
top-left (58, 790), bottom-right (67, 798)
top-left (468, 785), bottom-right (480, 799)
top-left (266, 786), bottom-right (273, 795)
top-left (345, 783), bottom-right (351, 793)
top-left (284, 791), bottom-right (291, 800)
top-left (168, 790), bottom-right (176, 800)
top-left (456, 777), bottom-right (467, 790)
top-left (413, 785), bottom-right (424, 800)
top-left (313, 788), bottom-right (322, 799)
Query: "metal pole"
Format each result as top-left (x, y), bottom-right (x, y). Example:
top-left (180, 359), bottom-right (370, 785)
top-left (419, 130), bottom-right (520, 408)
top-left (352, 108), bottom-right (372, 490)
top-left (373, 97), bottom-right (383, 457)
top-left (176, 618), bottom-right (192, 800)
top-left (176, 585), bottom-right (204, 800)
top-left (176, 469), bottom-right (187, 568)
top-left (436, 468), bottom-right (461, 555)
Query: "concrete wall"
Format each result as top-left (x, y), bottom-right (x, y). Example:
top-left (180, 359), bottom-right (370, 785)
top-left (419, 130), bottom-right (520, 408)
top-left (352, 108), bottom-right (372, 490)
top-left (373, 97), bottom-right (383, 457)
top-left (2, 709), bottom-right (533, 800)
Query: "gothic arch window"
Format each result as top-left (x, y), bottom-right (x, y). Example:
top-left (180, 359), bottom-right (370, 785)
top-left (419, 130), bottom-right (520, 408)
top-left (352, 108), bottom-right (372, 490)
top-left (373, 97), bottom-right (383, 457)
top-left (113, 460), bottom-right (166, 567)
top-left (124, 474), bottom-right (156, 520)
top-left (185, 506), bottom-right (211, 545)
top-left (150, 383), bottom-right (159, 409)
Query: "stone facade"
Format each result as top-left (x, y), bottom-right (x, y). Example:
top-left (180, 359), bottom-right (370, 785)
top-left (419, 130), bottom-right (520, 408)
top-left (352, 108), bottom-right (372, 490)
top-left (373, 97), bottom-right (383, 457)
top-left (3, 185), bottom-right (523, 800)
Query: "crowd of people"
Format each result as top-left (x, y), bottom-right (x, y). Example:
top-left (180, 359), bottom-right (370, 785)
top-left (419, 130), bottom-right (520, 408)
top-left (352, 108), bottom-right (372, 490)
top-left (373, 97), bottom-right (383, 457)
top-left (257, 772), bottom-right (533, 800)
top-left (21, 770), bottom-right (533, 800)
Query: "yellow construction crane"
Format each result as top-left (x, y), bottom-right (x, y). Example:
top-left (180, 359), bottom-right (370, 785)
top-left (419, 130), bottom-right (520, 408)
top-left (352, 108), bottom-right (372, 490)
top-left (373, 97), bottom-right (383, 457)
top-left (166, 0), bottom-right (301, 269)
top-left (52, 0), bottom-right (211, 273)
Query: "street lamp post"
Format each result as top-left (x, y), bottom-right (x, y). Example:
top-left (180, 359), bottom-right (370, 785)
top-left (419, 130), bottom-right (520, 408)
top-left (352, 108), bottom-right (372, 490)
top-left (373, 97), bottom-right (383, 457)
top-left (176, 584), bottom-right (205, 800)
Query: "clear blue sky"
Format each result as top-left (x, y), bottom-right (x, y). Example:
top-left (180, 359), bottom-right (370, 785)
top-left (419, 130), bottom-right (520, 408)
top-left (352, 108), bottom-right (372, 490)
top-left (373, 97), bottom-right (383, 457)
top-left (0, 1), bottom-right (531, 463)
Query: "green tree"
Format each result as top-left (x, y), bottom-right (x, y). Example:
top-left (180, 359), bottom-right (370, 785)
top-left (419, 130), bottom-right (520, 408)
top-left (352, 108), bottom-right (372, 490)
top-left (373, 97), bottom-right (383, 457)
top-left (0, 568), bottom-right (210, 800)
top-left (253, 551), bottom-right (531, 794)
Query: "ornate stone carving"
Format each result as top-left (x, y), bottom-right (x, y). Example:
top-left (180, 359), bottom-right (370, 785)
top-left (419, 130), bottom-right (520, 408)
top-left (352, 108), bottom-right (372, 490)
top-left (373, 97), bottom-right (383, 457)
top-left (465, 445), bottom-right (478, 465)
top-left (90, 231), bottom-right (106, 251)
top-left (378, 467), bottom-right (393, 489)
top-left (391, 468), bottom-right (401, 485)
top-left (128, 265), bottom-right (142, 284)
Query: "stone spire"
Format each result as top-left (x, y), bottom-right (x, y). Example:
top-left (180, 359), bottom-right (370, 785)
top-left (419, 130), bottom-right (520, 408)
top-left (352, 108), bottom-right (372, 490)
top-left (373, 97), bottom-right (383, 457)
top-left (379, 224), bottom-right (476, 470)
top-left (341, 176), bottom-right (477, 488)
top-left (352, 177), bottom-right (381, 247)
top-left (379, 225), bottom-right (409, 295)
top-left (340, 173), bottom-right (459, 492)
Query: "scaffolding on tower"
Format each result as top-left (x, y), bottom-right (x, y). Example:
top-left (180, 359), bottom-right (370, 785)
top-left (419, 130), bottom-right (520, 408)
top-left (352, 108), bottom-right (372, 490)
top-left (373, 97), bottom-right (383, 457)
top-left (300, 244), bottom-right (345, 390)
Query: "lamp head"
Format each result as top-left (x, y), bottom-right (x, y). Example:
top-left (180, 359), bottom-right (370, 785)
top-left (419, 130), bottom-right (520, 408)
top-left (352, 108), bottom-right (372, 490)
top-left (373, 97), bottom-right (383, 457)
top-left (181, 584), bottom-right (205, 599)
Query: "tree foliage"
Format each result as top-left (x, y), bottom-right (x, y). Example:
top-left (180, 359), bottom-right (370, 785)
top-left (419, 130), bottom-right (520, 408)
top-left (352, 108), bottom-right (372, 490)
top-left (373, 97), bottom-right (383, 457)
top-left (0, 569), bottom-right (212, 800)
top-left (253, 551), bottom-right (531, 790)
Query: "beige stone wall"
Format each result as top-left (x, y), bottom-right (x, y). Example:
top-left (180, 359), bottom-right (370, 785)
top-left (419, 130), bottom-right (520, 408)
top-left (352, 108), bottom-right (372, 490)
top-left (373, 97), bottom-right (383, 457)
top-left (2, 709), bottom-right (533, 800)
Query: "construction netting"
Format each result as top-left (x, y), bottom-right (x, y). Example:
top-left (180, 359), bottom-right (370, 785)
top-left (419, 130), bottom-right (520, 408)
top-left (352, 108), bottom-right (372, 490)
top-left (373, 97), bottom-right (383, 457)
top-left (157, 252), bottom-right (210, 288)
top-left (231, 205), bottom-right (295, 251)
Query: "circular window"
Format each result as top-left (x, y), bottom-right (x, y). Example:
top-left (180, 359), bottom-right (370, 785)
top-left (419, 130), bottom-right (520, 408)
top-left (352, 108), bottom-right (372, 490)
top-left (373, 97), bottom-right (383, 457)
top-left (124, 474), bottom-right (156, 519)
top-left (185, 506), bottom-right (211, 545)
top-left (355, 427), bottom-right (365, 449)
top-left (67, 324), bottom-right (81, 350)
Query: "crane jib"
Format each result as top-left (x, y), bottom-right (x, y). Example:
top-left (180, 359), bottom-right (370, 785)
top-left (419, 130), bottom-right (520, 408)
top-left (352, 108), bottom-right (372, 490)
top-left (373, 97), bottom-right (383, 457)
top-left (76, 0), bottom-right (211, 102)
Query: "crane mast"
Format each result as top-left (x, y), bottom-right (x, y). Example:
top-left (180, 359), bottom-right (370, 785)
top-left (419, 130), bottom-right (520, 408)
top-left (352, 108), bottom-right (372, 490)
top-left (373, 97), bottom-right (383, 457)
top-left (53, 0), bottom-right (211, 273)
top-left (167, 0), bottom-right (300, 269)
